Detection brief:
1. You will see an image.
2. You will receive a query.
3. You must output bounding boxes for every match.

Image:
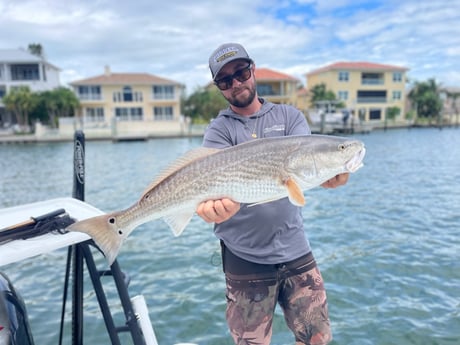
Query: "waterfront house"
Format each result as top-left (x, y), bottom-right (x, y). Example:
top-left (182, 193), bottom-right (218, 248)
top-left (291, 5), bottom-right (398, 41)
top-left (207, 67), bottom-right (300, 106)
top-left (0, 49), bottom-right (60, 129)
top-left (65, 66), bottom-right (186, 140)
top-left (306, 62), bottom-right (408, 123)
top-left (254, 68), bottom-right (300, 105)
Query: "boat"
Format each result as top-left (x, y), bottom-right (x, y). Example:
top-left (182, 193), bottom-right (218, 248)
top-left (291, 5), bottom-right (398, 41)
top-left (0, 131), bottom-right (197, 345)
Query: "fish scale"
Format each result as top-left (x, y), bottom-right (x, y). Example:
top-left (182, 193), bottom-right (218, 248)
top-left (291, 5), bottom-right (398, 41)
top-left (67, 134), bottom-right (365, 264)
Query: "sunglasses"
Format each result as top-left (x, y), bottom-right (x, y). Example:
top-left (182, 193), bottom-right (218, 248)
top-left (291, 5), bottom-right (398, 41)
top-left (214, 64), bottom-right (252, 91)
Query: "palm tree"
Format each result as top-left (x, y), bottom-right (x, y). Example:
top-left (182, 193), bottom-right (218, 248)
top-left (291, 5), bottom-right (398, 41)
top-left (28, 43), bottom-right (45, 58)
top-left (40, 87), bottom-right (80, 128)
top-left (2, 86), bottom-right (36, 132)
top-left (408, 79), bottom-right (443, 124)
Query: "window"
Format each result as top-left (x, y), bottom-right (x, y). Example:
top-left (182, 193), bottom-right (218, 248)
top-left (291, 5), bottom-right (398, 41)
top-left (85, 107), bottom-right (105, 122)
top-left (338, 71), bottom-right (349, 82)
top-left (115, 107), bottom-right (143, 121)
top-left (392, 91), bottom-right (402, 100)
top-left (357, 90), bottom-right (387, 103)
top-left (114, 88), bottom-right (143, 102)
top-left (11, 64), bottom-right (40, 81)
top-left (154, 106), bottom-right (173, 120)
top-left (369, 108), bottom-right (382, 120)
top-left (257, 84), bottom-right (274, 96)
top-left (153, 85), bottom-right (174, 99)
top-left (123, 86), bottom-right (133, 102)
top-left (78, 86), bottom-right (101, 100)
top-left (393, 72), bottom-right (402, 82)
top-left (338, 91), bottom-right (348, 101)
top-left (0, 86), bottom-right (5, 99)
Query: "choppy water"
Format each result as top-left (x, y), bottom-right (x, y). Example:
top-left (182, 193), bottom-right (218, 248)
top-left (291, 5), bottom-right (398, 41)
top-left (1, 128), bottom-right (459, 345)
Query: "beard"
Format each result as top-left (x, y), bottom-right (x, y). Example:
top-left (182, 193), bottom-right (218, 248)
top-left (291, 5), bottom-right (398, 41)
top-left (225, 84), bottom-right (257, 108)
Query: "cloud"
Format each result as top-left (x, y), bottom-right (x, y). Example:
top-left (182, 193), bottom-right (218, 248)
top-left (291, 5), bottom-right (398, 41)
top-left (0, 0), bottom-right (458, 94)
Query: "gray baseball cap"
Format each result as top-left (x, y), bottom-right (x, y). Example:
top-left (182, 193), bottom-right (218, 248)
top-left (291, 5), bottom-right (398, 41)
top-left (209, 43), bottom-right (253, 80)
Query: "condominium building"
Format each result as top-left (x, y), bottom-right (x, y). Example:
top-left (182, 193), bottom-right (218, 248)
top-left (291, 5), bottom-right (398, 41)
top-left (306, 62), bottom-right (409, 122)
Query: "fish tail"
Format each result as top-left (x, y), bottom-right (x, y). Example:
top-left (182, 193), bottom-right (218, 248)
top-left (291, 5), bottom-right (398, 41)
top-left (67, 212), bottom-right (125, 265)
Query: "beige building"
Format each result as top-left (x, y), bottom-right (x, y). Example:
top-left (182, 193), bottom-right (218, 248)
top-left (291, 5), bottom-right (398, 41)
top-left (206, 67), bottom-right (300, 106)
top-left (254, 68), bottom-right (300, 105)
top-left (306, 62), bottom-right (409, 122)
top-left (65, 66), bottom-right (186, 140)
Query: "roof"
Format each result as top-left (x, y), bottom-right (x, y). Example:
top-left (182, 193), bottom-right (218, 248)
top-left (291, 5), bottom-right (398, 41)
top-left (70, 72), bottom-right (183, 86)
top-left (307, 61), bottom-right (409, 76)
top-left (0, 48), bottom-right (60, 69)
top-left (255, 68), bottom-right (299, 82)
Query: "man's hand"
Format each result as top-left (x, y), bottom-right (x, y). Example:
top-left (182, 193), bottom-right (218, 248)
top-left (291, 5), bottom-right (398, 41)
top-left (321, 173), bottom-right (349, 188)
top-left (196, 198), bottom-right (240, 224)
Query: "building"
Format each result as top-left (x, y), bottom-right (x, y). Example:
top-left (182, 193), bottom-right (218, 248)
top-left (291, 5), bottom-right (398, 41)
top-left (0, 49), bottom-right (60, 127)
top-left (440, 87), bottom-right (460, 125)
top-left (66, 66), bottom-right (186, 140)
top-left (306, 62), bottom-right (409, 123)
top-left (254, 68), bottom-right (300, 105)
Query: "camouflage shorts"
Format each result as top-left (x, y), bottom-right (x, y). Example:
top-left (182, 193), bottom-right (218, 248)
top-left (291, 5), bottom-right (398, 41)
top-left (223, 249), bottom-right (332, 345)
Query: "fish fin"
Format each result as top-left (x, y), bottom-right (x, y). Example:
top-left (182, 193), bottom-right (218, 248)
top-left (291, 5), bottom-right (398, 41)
top-left (285, 177), bottom-right (306, 206)
top-left (67, 212), bottom-right (127, 265)
top-left (139, 147), bottom-right (221, 200)
top-left (163, 211), bottom-right (195, 236)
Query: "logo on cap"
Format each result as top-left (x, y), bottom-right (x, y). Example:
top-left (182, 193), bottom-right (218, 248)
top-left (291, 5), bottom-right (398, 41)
top-left (214, 47), bottom-right (239, 63)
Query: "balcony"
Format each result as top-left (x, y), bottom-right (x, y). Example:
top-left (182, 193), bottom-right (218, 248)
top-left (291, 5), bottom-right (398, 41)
top-left (357, 97), bottom-right (387, 103)
top-left (361, 78), bottom-right (384, 85)
top-left (361, 73), bottom-right (384, 86)
top-left (357, 90), bottom-right (387, 104)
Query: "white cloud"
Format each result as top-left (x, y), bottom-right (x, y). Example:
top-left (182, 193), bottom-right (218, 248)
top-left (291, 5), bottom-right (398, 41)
top-left (0, 0), bottom-right (458, 94)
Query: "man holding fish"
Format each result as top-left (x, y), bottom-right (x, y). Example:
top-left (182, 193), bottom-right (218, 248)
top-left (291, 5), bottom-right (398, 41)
top-left (197, 43), bottom-right (349, 345)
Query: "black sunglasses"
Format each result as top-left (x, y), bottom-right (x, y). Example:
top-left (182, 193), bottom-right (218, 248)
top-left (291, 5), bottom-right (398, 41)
top-left (214, 64), bottom-right (252, 91)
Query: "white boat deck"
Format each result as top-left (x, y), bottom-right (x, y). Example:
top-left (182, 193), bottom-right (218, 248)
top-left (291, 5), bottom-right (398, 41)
top-left (0, 197), bottom-right (102, 266)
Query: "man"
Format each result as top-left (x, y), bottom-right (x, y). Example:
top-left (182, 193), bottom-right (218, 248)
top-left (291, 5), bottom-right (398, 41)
top-left (196, 43), bottom-right (348, 345)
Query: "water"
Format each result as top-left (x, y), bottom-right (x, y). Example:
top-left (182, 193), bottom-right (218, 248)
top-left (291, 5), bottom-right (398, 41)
top-left (1, 128), bottom-right (459, 345)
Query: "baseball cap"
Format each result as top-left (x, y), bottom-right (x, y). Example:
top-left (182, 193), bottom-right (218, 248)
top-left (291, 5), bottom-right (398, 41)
top-left (209, 43), bottom-right (253, 80)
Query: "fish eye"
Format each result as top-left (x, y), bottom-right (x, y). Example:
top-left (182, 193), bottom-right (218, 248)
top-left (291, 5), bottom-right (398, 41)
top-left (338, 143), bottom-right (346, 151)
top-left (109, 217), bottom-right (116, 224)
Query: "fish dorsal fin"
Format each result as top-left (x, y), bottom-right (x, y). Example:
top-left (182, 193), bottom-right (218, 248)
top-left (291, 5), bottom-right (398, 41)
top-left (139, 147), bottom-right (221, 200)
top-left (285, 177), bottom-right (306, 206)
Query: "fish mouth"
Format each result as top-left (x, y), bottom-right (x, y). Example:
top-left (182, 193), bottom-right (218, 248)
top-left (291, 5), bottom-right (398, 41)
top-left (346, 147), bottom-right (366, 172)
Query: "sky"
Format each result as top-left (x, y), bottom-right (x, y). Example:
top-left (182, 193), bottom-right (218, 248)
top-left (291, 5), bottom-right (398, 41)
top-left (1, 0), bottom-right (459, 95)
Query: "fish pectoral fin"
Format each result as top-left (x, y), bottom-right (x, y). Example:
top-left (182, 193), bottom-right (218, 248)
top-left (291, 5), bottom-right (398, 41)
top-left (284, 177), bottom-right (306, 206)
top-left (163, 211), bottom-right (195, 236)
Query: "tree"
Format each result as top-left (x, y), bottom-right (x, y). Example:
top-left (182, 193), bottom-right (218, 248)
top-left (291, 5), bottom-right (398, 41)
top-left (28, 43), bottom-right (45, 59)
top-left (309, 83), bottom-right (345, 110)
top-left (37, 87), bottom-right (80, 127)
top-left (407, 79), bottom-right (443, 124)
top-left (183, 87), bottom-right (228, 123)
top-left (2, 86), bottom-right (37, 131)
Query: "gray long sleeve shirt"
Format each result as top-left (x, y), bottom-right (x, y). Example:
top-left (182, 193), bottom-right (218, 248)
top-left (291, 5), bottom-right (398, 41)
top-left (202, 99), bottom-right (312, 264)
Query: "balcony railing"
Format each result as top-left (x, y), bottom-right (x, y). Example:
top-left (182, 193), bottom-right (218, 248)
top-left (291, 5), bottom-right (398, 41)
top-left (357, 97), bottom-right (387, 103)
top-left (78, 94), bottom-right (103, 101)
top-left (361, 79), bottom-right (384, 85)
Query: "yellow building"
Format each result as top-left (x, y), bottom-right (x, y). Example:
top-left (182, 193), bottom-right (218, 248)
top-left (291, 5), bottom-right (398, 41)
top-left (254, 68), bottom-right (300, 105)
top-left (306, 62), bottom-right (408, 122)
top-left (67, 66), bottom-right (185, 139)
top-left (206, 67), bottom-right (300, 106)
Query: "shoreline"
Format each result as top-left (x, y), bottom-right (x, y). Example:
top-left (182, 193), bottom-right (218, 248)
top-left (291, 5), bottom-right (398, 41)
top-left (0, 123), bottom-right (457, 144)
